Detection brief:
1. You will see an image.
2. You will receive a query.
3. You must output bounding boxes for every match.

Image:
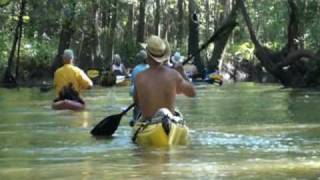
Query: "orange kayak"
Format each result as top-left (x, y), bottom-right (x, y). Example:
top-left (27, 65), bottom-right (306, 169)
top-left (52, 100), bottom-right (85, 111)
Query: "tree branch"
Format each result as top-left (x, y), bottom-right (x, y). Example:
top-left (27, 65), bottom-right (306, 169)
top-left (0, 0), bottom-right (11, 8)
top-left (276, 50), bottom-right (316, 68)
top-left (238, 0), bottom-right (261, 48)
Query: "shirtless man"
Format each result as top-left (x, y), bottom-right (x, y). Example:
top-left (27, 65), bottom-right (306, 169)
top-left (134, 35), bottom-right (196, 119)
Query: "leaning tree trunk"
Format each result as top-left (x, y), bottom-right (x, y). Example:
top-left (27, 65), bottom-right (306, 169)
top-left (3, 0), bottom-right (26, 87)
top-left (15, 15), bottom-right (23, 81)
top-left (208, 0), bottom-right (239, 73)
top-left (51, 1), bottom-right (76, 74)
top-left (239, 0), bottom-right (292, 85)
top-left (188, 0), bottom-right (205, 78)
top-left (239, 0), bottom-right (320, 88)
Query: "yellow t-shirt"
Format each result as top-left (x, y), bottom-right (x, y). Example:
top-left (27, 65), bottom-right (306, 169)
top-left (54, 64), bottom-right (93, 96)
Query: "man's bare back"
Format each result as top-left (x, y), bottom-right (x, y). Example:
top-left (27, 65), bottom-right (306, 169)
top-left (135, 64), bottom-right (195, 118)
top-left (133, 35), bottom-right (195, 119)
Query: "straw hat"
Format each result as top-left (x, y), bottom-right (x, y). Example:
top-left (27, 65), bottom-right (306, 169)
top-left (146, 35), bottom-right (171, 63)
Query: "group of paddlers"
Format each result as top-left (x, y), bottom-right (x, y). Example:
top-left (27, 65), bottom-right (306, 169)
top-left (52, 35), bottom-right (196, 124)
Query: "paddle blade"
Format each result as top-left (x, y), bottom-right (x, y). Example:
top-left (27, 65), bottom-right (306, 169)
top-left (90, 113), bottom-right (123, 136)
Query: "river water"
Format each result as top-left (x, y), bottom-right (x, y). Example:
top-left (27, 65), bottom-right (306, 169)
top-left (0, 83), bottom-right (320, 179)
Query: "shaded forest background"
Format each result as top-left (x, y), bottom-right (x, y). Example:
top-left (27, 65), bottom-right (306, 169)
top-left (1, 0), bottom-right (320, 87)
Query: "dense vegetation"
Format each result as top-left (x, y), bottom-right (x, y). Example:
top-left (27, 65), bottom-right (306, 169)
top-left (1, 0), bottom-right (320, 87)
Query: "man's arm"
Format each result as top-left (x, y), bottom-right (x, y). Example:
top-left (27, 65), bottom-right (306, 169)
top-left (78, 69), bottom-right (93, 89)
top-left (174, 64), bottom-right (196, 97)
top-left (53, 71), bottom-right (59, 96)
top-left (133, 74), bottom-right (142, 105)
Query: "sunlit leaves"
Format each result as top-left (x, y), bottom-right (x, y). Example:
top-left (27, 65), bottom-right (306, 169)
top-left (10, 15), bottom-right (30, 23)
top-left (22, 15), bottom-right (29, 23)
top-left (0, 0), bottom-right (10, 7)
top-left (232, 42), bottom-right (255, 61)
top-left (1, 0), bottom-right (320, 75)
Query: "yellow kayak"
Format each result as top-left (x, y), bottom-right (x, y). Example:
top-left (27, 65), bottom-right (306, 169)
top-left (132, 119), bottom-right (189, 147)
top-left (115, 76), bottom-right (131, 86)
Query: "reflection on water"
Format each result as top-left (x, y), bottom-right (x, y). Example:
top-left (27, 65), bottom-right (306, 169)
top-left (192, 130), bottom-right (296, 152)
top-left (1, 83), bottom-right (320, 179)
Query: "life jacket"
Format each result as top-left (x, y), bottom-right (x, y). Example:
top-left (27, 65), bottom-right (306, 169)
top-left (54, 83), bottom-right (85, 104)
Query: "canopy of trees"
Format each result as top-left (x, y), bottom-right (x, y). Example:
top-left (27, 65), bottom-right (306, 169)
top-left (1, 0), bottom-right (320, 88)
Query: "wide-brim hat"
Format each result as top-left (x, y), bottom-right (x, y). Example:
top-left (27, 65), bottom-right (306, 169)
top-left (146, 35), bottom-right (171, 63)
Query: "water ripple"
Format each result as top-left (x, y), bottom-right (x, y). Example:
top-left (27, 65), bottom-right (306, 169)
top-left (190, 130), bottom-right (298, 153)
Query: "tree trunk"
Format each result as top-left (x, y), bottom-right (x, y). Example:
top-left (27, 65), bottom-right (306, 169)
top-left (125, 3), bottom-right (134, 41)
top-left (15, 18), bottom-right (23, 81)
top-left (100, 1), bottom-right (110, 66)
top-left (137, 0), bottom-right (146, 44)
top-left (78, 33), bottom-right (94, 70)
top-left (105, 0), bottom-right (117, 68)
top-left (204, 0), bottom-right (210, 41)
top-left (208, 0), bottom-right (239, 73)
top-left (176, 0), bottom-right (184, 50)
top-left (188, 0), bottom-right (205, 78)
top-left (101, 1), bottom-right (109, 28)
top-left (154, 0), bottom-right (160, 36)
top-left (219, 0), bottom-right (232, 22)
top-left (77, 1), bottom-right (102, 70)
top-left (161, 17), bottom-right (170, 40)
top-left (90, 0), bottom-right (102, 68)
top-left (3, 0), bottom-right (26, 86)
top-left (51, 1), bottom-right (76, 74)
top-left (122, 2), bottom-right (136, 65)
top-left (284, 0), bottom-right (301, 53)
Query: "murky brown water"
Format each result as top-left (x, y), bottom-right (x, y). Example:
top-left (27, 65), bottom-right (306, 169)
top-left (1, 83), bottom-right (320, 179)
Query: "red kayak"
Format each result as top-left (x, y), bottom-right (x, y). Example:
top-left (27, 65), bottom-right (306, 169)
top-left (52, 100), bottom-right (85, 111)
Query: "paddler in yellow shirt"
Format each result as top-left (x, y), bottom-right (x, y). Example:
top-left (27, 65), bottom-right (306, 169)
top-left (52, 49), bottom-right (93, 111)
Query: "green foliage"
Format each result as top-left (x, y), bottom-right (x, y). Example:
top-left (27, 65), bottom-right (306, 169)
top-left (0, 0), bottom-right (11, 6)
top-left (118, 40), bottom-right (137, 68)
top-left (230, 42), bottom-right (255, 61)
top-left (229, 41), bottom-right (281, 62)
top-left (1, 0), bottom-right (320, 83)
top-left (241, 0), bottom-right (288, 44)
top-left (17, 38), bottom-right (58, 79)
top-left (0, 30), bottom-right (11, 77)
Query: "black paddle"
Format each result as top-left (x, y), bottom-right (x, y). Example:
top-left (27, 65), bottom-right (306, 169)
top-left (90, 103), bottom-right (135, 136)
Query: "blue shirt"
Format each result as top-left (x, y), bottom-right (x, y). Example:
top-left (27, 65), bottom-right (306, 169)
top-left (130, 64), bottom-right (149, 96)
